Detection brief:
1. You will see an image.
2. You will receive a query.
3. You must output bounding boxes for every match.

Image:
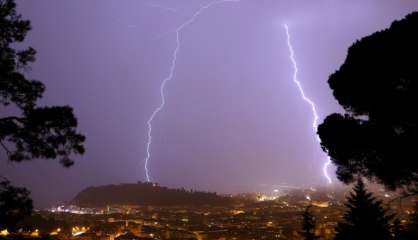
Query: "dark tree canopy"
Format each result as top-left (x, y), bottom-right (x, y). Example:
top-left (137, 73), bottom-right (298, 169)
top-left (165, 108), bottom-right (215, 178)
top-left (1, 0), bottom-right (85, 230)
top-left (318, 12), bottom-right (418, 190)
top-left (0, 0), bottom-right (85, 167)
top-left (335, 179), bottom-right (393, 240)
top-left (0, 179), bottom-right (33, 231)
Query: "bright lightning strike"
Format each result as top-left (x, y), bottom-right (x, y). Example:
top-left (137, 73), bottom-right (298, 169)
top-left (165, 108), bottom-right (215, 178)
top-left (144, 0), bottom-right (241, 182)
top-left (283, 24), bottom-right (332, 184)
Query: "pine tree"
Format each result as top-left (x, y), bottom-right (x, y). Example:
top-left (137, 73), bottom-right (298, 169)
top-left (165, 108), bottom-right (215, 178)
top-left (335, 179), bottom-right (393, 240)
top-left (301, 205), bottom-right (319, 240)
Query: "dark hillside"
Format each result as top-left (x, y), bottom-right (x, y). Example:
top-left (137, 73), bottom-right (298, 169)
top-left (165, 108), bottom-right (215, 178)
top-left (71, 182), bottom-right (234, 207)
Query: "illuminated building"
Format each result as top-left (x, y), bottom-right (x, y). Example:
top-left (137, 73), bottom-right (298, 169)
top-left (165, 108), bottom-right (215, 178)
top-left (0, 229), bottom-right (9, 236)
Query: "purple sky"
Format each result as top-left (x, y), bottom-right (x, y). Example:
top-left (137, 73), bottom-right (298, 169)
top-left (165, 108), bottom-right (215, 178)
top-left (1, 0), bottom-right (417, 208)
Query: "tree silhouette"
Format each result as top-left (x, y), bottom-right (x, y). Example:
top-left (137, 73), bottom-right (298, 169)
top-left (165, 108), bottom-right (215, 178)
top-left (300, 205), bottom-right (319, 240)
top-left (0, 0), bottom-right (85, 229)
top-left (335, 179), bottom-right (393, 240)
top-left (0, 0), bottom-right (85, 167)
top-left (0, 179), bottom-right (33, 231)
top-left (318, 12), bottom-right (418, 190)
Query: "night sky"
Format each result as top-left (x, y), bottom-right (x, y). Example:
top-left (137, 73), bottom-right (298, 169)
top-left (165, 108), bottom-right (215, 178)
top-left (1, 0), bottom-right (417, 208)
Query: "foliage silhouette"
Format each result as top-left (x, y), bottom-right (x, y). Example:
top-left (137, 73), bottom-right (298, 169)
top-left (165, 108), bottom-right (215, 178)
top-left (300, 205), bottom-right (319, 240)
top-left (0, 179), bottom-right (33, 231)
top-left (318, 12), bottom-right (418, 190)
top-left (0, 0), bottom-right (85, 230)
top-left (0, 0), bottom-right (85, 167)
top-left (335, 179), bottom-right (393, 240)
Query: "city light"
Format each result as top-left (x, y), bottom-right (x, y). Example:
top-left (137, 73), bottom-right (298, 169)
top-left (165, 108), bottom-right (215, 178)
top-left (0, 229), bottom-right (9, 236)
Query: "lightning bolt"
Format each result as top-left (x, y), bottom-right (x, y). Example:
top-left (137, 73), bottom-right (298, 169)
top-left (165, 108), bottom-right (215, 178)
top-left (144, 0), bottom-right (241, 182)
top-left (146, 3), bottom-right (178, 13)
top-left (283, 24), bottom-right (332, 184)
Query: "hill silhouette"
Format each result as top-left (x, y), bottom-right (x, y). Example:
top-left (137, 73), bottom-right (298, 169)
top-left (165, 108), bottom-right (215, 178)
top-left (71, 182), bottom-right (234, 207)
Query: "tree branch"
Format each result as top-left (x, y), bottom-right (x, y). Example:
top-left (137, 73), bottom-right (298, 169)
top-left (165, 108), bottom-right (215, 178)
top-left (0, 140), bottom-right (11, 156)
top-left (0, 175), bottom-right (9, 182)
top-left (0, 116), bottom-right (24, 123)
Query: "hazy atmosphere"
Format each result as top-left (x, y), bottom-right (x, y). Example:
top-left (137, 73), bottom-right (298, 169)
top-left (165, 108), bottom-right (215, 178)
top-left (1, 0), bottom-right (417, 208)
